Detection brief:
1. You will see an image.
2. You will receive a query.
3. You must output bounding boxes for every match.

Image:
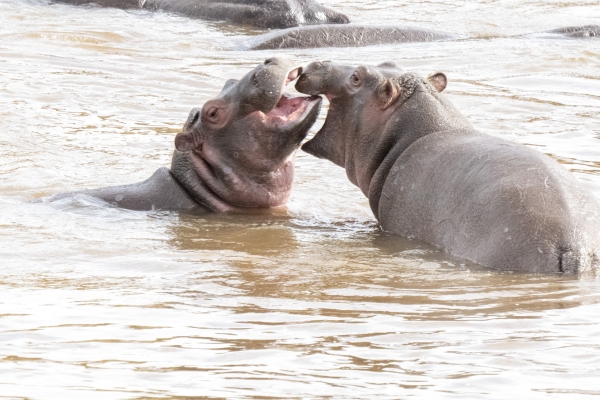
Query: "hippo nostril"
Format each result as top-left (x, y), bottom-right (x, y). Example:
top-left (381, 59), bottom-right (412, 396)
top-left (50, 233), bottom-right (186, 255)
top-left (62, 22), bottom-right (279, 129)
top-left (190, 111), bottom-right (199, 126)
top-left (185, 109), bottom-right (200, 130)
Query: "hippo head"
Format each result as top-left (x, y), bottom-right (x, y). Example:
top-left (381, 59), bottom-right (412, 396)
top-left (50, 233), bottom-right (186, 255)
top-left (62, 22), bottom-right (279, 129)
top-left (172, 58), bottom-right (322, 211)
top-left (295, 61), bottom-right (463, 212)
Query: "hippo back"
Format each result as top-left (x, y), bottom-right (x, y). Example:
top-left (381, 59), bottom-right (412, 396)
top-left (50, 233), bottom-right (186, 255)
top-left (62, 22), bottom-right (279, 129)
top-left (379, 129), bottom-right (600, 273)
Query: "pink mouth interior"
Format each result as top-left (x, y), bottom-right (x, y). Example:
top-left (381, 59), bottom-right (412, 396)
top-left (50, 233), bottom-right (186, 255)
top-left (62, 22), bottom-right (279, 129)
top-left (265, 95), bottom-right (312, 125)
top-left (263, 67), bottom-right (315, 126)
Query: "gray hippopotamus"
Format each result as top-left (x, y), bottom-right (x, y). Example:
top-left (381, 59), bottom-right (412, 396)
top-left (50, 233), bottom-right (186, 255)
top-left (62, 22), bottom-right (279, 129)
top-left (241, 24), bottom-right (599, 50)
top-left (239, 25), bottom-right (458, 50)
top-left (53, 0), bottom-right (349, 29)
top-left (295, 61), bottom-right (600, 273)
top-left (542, 25), bottom-right (600, 38)
top-left (47, 58), bottom-right (322, 212)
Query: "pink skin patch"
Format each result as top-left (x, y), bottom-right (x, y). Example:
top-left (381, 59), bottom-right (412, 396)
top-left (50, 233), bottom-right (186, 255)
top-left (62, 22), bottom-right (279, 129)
top-left (285, 67), bottom-right (302, 86)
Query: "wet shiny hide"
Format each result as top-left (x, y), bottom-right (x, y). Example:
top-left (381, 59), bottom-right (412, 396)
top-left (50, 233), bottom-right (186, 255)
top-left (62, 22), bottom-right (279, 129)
top-left (297, 63), bottom-right (600, 274)
top-left (53, 0), bottom-right (350, 29)
top-left (242, 24), bottom-right (598, 50)
top-left (240, 25), bottom-right (458, 50)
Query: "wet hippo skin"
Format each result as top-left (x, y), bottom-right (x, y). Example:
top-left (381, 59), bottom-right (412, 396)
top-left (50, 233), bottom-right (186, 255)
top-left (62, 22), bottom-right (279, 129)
top-left (240, 25), bottom-right (458, 50)
top-left (296, 61), bottom-right (600, 273)
top-left (242, 24), bottom-right (598, 50)
top-left (53, 0), bottom-right (350, 29)
top-left (46, 58), bottom-right (322, 212)
top-left (542, 25), bottom-right (600, 38)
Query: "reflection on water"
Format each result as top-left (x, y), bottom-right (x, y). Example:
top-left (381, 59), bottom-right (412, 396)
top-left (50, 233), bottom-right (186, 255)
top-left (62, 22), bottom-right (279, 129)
top-left (1, 0), bottom-right (600, 397)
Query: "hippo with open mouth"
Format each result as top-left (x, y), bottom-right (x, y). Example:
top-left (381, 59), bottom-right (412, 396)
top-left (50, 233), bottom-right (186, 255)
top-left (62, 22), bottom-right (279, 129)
top-left (52, 0), bottom-right (350, 29)
top-left (295, 61), bottom-right (600, 274)
top-left (46, 58), bottom-right (322, 212)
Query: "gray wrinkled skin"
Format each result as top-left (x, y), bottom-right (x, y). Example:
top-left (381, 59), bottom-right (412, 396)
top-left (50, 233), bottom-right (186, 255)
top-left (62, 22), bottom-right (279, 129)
top-left (46, 167), bottom-right (200, 211)
top-left (241, 24), bottom-right (598, 50)
top-left (53, 0), bottom-right (350, 29)
top-left (296, 61), bottom-right (600, 274)
top-left (47, 58), bottom-right (322, 212)
top-left (240, 25), bottom-right (457, 50)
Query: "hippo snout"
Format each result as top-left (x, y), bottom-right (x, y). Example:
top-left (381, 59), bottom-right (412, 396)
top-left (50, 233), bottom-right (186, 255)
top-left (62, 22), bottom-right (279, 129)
top-left (295, 61), bottom-right (333, 95)
top-left (295, 73), bottom-right (319, 95)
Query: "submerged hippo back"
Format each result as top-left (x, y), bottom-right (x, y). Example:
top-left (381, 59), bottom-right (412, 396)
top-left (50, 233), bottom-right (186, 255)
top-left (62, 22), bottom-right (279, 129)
top-left (544, 25), bottom-right (600, 38)
top-left (143, 0), bottom-right (349, 29)
top-left (242, 25), bottom-right (457, 50)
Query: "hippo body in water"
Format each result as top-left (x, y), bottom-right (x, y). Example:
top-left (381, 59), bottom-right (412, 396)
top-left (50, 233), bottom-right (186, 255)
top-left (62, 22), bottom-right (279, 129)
top-left (296, 61), bottom-right (600, 273)
top-left (240, 25), bottom-right (458, 50)
top-left (242, 24), bottom-right (598, 50)
top-left (47, 58), bottom-right (322, 212)
top-left (53, 0), bottom-right (349, 29)
top-left (542, 25), bottom-right (600, 38)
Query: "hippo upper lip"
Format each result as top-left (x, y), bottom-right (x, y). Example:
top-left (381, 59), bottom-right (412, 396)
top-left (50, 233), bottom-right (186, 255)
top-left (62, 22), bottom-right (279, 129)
top-left (285, 67), bottom-right (303, 86)
top-left (274, 65), bottom-right (303, 105)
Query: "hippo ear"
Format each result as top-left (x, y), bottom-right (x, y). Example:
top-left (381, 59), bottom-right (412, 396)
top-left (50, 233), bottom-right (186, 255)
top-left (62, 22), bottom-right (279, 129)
top-left (222, 79), bottom-right (239, 93)
top-left (375, 79), bottom-right (401, 109)
top-left (377, 61), bottom-right (401, 71)
top-left (174, 132), bottom-right (198, 152)
top-left (427, 72), bottom-right (447, 92)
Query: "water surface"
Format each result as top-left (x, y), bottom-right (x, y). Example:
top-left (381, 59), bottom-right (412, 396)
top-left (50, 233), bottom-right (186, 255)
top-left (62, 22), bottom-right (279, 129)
top-left (1, 0), bottom-right (600, 398)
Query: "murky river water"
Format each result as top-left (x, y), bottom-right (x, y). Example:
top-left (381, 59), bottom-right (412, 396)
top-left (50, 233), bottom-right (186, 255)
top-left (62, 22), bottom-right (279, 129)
top-left (1, 0), bottom-right (600, 398)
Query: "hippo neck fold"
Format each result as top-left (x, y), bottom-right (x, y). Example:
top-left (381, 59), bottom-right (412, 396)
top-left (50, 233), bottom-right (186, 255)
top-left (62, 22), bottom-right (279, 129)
top-left (364, 76), bottom-right (473, 219)
top-left (170, 150), bottom-right (294, 212)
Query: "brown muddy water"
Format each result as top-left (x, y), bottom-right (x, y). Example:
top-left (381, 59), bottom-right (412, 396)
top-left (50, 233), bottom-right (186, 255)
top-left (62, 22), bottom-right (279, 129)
top-left (1, 0), bottom-right (600, 398)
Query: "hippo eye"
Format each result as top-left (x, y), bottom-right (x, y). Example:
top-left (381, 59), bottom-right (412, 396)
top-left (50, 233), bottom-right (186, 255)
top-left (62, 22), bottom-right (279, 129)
top-left (205, 107), bottom-right (219, 121)
top-left (350, 72), bottom-right (361, 86)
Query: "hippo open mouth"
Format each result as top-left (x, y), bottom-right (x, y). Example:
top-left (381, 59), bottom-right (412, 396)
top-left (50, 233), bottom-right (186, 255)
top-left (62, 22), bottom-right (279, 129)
top-left (263, 93), bottom-right (321, 128)
top-left (261, 66), bottom-right (322, 129)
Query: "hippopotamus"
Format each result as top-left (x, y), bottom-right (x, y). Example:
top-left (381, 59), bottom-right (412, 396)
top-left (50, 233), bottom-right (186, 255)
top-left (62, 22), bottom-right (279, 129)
top-left (295, 61), bottom-right (600, 273)
top-left (241, 24), bottom-right (598, 50)
top-left (542, 25), bottom-right (599, 38)
top-left (53, 0), bottom-right (349, 29)
top-left (239, 25), bottom-right (458, 50)
top-left (46, 58), bottom-right (322, 212)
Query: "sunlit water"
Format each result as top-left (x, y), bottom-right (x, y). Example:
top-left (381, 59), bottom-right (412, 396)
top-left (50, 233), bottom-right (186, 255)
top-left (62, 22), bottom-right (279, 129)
top-left (1, 0), bottom-right (600, 398)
